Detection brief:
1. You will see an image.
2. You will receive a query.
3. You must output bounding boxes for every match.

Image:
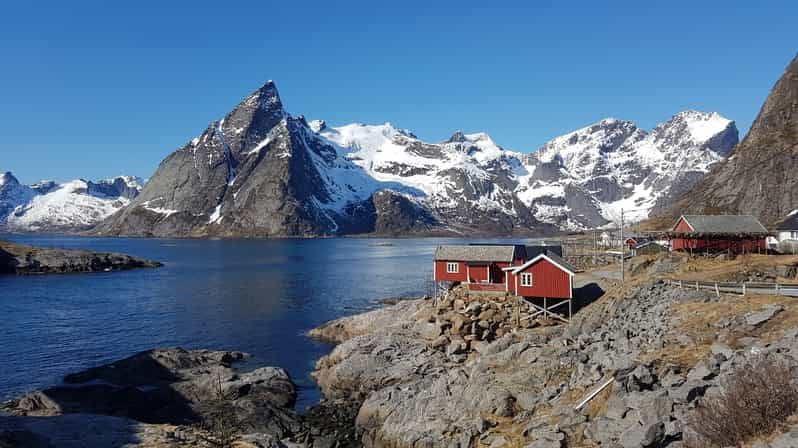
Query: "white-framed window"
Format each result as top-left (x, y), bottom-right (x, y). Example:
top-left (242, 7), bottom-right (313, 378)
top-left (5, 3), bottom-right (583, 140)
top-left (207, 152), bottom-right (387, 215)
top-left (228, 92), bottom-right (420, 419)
top-left (520, 272), bottom-right (533, 287)
top-left (446, 262), bottom-right (459, 273)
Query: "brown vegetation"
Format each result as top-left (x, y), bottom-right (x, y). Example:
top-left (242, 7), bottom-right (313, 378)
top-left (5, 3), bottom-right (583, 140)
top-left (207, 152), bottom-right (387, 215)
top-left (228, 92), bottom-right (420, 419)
top-left (684, 355), bottom-right (798, 448)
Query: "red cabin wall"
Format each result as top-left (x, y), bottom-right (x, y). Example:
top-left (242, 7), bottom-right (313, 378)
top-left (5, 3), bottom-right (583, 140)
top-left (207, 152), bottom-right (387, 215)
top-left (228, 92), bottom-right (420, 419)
top-left (512, 259), bottom-right (571, 299)
top-left (671, 217), bottom-right (766, 253)
top-left (434, 260), bottom-right (467, 282)
top-left (673, 238), bottom-right (766, 253)
top-left (673, 217), bottom-right (693, 232)
top-left (468, 264), bottom-right (490, 283)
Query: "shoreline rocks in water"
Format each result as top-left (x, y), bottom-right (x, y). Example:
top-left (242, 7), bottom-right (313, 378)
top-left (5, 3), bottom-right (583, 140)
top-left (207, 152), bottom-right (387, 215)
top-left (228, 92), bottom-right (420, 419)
top-left (0, 240), bottom-right (162, 274)
top-left (1, 348), bottom-right (302, 447)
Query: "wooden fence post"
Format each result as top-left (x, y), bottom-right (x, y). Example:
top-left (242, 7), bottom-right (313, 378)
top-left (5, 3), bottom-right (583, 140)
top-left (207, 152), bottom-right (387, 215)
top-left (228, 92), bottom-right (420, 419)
top-left (695, 281), bottom-right (699, 291)
top-left (742, 282), bottom-right (746, 296)
top-left (715, 282), bottom-right (720, 297)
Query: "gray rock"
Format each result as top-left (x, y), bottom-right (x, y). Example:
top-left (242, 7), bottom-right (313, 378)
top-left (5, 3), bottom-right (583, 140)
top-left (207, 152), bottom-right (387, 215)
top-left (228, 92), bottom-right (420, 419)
top-left (745, 304), bottom-right (784, 326)
top-left (619, 421), bottom-right (664, 448)
top-left (1, 348), bottom-right (301, 441)
top-left (710, 342), bottom-right (734, 359)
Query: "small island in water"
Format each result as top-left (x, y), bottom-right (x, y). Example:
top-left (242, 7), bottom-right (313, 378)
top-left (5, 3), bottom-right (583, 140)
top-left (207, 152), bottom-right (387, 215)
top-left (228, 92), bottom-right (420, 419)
top-left (0, 240), bottom-right (162, 275)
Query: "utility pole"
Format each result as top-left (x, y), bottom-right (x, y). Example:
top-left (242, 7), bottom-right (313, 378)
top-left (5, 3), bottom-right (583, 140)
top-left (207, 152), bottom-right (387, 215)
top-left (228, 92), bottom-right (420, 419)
top-left (620, 208), bottom-right (625, 282)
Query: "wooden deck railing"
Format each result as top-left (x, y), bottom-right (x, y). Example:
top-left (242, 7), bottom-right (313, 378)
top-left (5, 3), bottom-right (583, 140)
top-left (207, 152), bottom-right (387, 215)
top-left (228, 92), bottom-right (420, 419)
top-left (662, 279), bottom-right (798, 297)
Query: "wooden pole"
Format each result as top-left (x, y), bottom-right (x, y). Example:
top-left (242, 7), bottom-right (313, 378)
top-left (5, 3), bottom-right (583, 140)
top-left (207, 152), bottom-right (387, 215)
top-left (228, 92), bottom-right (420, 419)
top-left (544, 297), bottom-right (548, 319)
top-left (621, 209), bottom-right (625, 283)
top-left (715, 282), bottom-right (720, 297)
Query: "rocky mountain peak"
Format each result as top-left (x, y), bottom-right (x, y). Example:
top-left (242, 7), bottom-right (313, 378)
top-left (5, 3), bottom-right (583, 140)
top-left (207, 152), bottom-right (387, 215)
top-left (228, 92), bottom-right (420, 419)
top-left (651, 110), bottom-right (738, 156)
top-left (0, 171), bottom-right (19, 187)
top-left (446, 131), bottom-right (467, 143)
top-left (308, 119), bottom-right (327, 133)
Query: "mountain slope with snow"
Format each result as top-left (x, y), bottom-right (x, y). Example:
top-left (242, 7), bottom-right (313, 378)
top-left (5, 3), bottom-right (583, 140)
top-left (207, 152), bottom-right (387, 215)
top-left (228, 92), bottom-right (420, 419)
top-left (518, 111), bottom-right (738, 228)
top-left (0, 172), bottom-right (143, 232)
top-left (93, 80), bottom-right (737, 237)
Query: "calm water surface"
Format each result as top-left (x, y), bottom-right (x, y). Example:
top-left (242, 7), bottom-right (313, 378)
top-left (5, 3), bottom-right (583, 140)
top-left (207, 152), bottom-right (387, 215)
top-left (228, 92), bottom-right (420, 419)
top-left (0, 235), bottom-right (537, 410)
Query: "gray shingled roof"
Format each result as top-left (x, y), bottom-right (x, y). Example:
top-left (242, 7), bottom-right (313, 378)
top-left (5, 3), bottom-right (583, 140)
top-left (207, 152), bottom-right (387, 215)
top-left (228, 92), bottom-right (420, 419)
top-left (541, 250), bottom-right (577, 274)
top-left (775, 213), bottom-right (798, 231)
top-left (677, 215), bottom-right (768, 234)
top-left (434, 245), bottom-right (519, 262)
top-left (509, 249), bottom-right (577, 275)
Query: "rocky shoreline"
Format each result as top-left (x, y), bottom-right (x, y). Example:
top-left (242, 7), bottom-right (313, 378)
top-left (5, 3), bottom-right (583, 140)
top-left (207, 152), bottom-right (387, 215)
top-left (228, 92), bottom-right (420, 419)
top-left (307, 279), bottom-right (798, 447)
top-left (4, 261), bottom-right (798, 447)
top-left (0, 240), bottom-right (161, 274)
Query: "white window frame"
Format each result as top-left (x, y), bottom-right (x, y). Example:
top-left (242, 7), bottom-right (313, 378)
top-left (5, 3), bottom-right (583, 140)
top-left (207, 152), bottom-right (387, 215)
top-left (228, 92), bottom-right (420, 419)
top-left (520, 272), bottom-right (533, 287)
top-left (446, 262), bottom-right (459, 274)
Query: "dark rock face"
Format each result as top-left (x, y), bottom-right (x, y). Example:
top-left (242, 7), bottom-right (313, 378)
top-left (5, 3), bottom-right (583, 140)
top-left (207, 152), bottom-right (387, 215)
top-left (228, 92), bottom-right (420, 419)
top-left (0, 348), bottom-right (302, 441)
top-left (664, 53), bottom-right (798, 224)
top-left (94, 82), bottom-right (558, 238)
top-left (95, 83), bottom-right (345, 238)
top-left (0, 240), bottom-right (161, 274)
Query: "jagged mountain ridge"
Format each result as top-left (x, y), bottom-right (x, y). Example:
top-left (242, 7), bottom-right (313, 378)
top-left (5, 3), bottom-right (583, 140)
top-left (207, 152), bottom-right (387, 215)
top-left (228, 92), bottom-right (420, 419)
top-left (0, 172), bottom-right (143, 232)
top-left (94, 80), bottom-right (737, 237)
top-left (521, 111), bottom-right (738, 228)
top-left (660, 53), bottom-right (798, 225)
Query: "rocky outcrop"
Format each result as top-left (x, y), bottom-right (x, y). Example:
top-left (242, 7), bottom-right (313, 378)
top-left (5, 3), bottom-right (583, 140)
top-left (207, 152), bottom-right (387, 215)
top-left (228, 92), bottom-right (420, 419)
top-left (1, 348), bottom-right (302, 447)
top-left (0, 240), bottom-right (161, 274)
top-left (662, 53), bottom-right (798, 225)
top-left (0, 414), bottom-right (222, 448)
top-left (310, 277), bottom-right (798, 447)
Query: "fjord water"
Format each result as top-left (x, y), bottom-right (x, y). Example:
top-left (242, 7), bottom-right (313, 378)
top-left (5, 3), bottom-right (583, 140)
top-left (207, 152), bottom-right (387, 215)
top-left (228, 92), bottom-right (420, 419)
top-left (0, 235), bottom-right (533, 409)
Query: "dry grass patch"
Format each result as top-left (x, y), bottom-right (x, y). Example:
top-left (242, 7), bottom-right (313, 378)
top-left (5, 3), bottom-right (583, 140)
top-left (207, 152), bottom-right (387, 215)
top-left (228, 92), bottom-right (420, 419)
top-left (667, 254), bottom-right (798, 282)
top-left (474, 414), bottom-right (527, 448)
top-left (643, 293), bottom-right (798, 369)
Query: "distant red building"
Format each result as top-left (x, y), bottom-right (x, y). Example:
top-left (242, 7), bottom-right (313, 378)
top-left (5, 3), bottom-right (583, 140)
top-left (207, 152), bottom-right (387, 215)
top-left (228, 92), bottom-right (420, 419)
top-left (669, 215), bottom-right (768, 254)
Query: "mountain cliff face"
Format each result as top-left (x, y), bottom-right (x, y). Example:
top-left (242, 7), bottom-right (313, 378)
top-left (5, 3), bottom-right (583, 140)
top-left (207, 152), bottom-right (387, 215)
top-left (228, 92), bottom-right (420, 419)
top-left (95, 83), bottom-right (554, 237)
top-left (0, 172), bottom-right (142, 232)
top-left (662, 54), bottom-right (798, 225)
top-left (94, 80), bottom-right (737, 237)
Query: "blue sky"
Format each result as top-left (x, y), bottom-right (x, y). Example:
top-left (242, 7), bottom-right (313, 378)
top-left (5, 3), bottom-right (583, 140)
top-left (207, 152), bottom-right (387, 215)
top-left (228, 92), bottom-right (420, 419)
top-left (1, 1), bottom-right (796, 183)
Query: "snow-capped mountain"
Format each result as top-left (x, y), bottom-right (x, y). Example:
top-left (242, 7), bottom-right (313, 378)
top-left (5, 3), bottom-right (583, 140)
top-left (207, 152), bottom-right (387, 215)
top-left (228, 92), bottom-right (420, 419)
top-left (0, 172), bottom-right (143, 232)
top-left (519, 111), bottom-right (738, 228)
top-left (94, 80), bottom-right (736, 238)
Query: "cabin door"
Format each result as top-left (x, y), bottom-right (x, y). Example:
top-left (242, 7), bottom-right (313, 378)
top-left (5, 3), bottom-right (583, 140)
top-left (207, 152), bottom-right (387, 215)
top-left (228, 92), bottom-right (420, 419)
top-left (491, 264), bottom-right (505, 284)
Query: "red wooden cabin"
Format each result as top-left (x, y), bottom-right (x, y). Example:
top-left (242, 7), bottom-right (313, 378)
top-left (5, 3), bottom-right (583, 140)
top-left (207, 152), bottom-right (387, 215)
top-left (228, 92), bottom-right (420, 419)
top-left (669, 215), bottom-right (768, 254)
top-left (506, 252), bottom-right (574, 299)
top-left (433, 244), bottom-right (574, 297)
top-left (433, 244), bottom-right (526, 290)
top-left (434, 243), bottom-right (576, 319)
